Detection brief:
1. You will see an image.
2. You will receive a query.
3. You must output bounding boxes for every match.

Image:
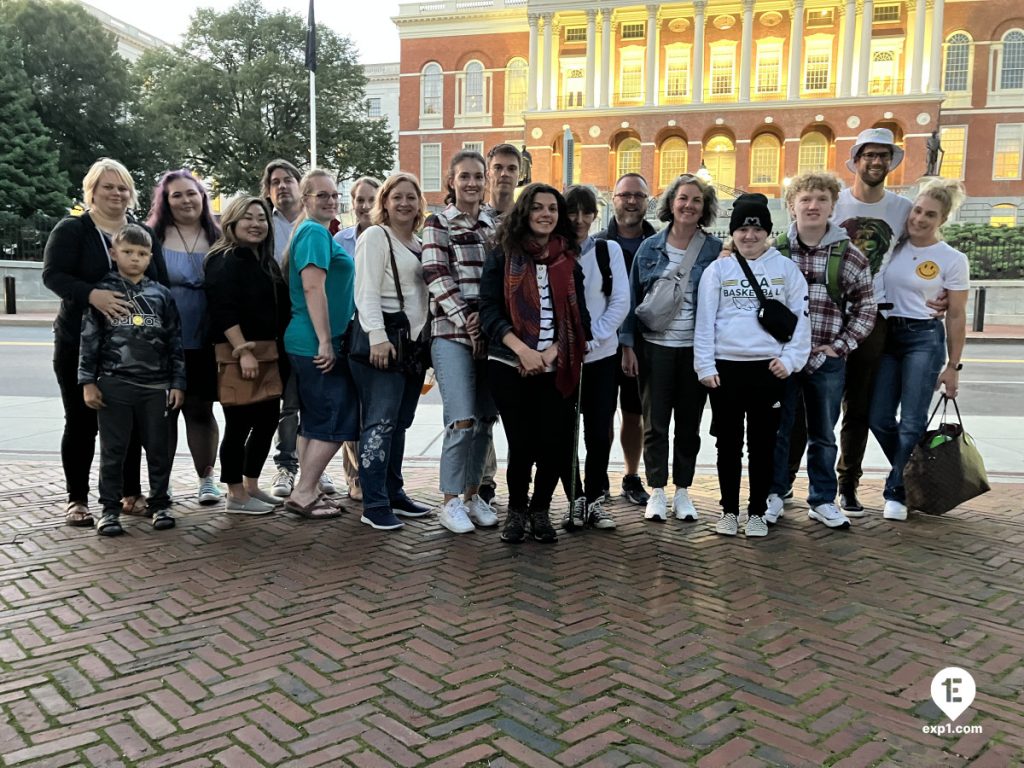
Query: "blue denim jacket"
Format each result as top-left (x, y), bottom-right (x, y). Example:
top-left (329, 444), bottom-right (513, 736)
top-left (618, 226), bottom-right (723, 348)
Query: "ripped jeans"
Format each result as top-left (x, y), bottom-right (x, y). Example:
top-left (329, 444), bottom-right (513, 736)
top-left (350, 359), bottom-right (425, 516)
top-left (432, 338), bottom-right (498, 496)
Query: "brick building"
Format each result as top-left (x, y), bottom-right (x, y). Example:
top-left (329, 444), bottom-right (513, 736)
top-left (394, 0), bottom-right (1024, 224)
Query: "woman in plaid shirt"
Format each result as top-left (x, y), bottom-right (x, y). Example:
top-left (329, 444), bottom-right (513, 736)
top-left (422, 150), bottom-right (500, 535)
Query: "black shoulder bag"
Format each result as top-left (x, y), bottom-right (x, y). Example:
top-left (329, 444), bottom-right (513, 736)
top-left (734, 253), bottom-right (798, 343)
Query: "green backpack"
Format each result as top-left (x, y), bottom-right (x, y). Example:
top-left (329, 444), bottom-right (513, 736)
top-left (774, 232), bottom-right (848, 309)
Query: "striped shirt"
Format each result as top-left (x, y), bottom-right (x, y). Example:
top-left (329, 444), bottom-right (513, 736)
top-left (421, 204), bottom-right (497, 346)
top-left (644, 243), bottom-right (697, 348)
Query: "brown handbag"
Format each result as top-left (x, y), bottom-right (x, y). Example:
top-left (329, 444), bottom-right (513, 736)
top-left (214, 341), bottom-right (283, 406)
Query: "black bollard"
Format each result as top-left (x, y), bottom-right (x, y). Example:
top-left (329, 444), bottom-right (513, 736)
top-left (972, 287), bottom-right (986, 333)
top-left (3, 276), bottom-right (14, 315)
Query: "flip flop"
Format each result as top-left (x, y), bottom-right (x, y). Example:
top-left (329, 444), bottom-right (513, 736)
top-left (284, 497), bottom-right (341, 520)
top-left (122, 496), bottom-right (150, 517)
top-left (318, 493), bottom-right (348, 511)
top-left (65, 502), bottom-right (94, 528)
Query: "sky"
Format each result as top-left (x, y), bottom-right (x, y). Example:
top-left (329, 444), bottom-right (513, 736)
top-left (82, 0), bottom-right (403, 63)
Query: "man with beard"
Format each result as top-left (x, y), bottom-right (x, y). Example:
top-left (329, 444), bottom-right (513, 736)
top-left (596, 173), bottom-right (658, 507)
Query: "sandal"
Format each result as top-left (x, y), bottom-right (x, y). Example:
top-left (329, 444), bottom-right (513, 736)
top-left (65, 502), bottom-right (94, 528)
top-left (318, 493), bottom-right (348, 511)
top-left (121, 495), bottom-right (150, 517)
top-left (95, 513), bottom-right (124, 537)
top-left (151, 509), bottom-right (175, 530)
top-left (284, 497), bottom-right (341, 520)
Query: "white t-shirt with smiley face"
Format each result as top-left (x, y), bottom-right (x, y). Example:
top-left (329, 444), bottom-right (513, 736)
top-left (883, 240), bottom-right (969, 320)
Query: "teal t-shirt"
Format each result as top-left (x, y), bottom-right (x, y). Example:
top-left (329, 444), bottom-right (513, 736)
top-left (283, 219), bottom-right (355, 356)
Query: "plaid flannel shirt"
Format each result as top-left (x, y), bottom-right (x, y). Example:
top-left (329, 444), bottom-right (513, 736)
top-left (789, 227), bottom-right (877, 372)
top-left (421, 204), bottom-right (497, 347)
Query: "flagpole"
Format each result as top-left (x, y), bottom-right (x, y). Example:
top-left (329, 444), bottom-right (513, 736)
top-left (309, 69), bottom-right (317, 169)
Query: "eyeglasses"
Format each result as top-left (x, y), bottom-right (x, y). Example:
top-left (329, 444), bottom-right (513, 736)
top-left (614, 192), bottom-right (648, 201)
top-left (858, 151), bottom-right (893, 163)
top-left (305, 192), bottom-right (340, 201)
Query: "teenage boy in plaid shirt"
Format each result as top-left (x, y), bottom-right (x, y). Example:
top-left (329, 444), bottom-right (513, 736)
top-left (765, 172), bottom-right (876, 531)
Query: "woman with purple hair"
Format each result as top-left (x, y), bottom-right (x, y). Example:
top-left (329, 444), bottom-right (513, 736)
top-left (146, 169), bottom-right (223, 508)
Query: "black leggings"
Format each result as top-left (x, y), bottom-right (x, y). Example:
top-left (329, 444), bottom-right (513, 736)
top-left (218, 399), bottom-right (281, 484)
top-left (564, 354), bottom-right (619, 503)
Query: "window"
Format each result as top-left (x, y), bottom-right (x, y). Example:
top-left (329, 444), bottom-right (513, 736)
top-left (872, 4), bottom-right (900, 23)
top-left (755, 42), bottom-right (782, 94)
top-left (617, 138), bottom-right (642, 178)
top-left (463, 141), bottom-right (484, 154)
top-left (938, 126), bottom-right (967, 179)
top-left (869, 50), bottom-right (899, 95)
top-left (750, 134), bottom-right (780, 185)
top-left (944, 33), bottom-right (971, 92)
top-left (806, 8), bottom-right (835, 27)
top-left (1001, 30), bottom-right (1024, 90)
top-left (710, 47), bottom-right (735, 96)
top-left (659, 137), bottom-right (688, 188)
top-left (421, 143), bottom-right (442, 192)
top-left (621, 22), bottom-right (645, 40)
top-left (366, 97), bottom-right (382, 118)
top-left (421, 63), bottom-right (442, 117)
top-left (665, 48), bottom-right (690, 98)
top-left (990, 204), bottom-right (1018, 227)
top-left (565, 26), bottom-right (586, 42)
top-left (464, 61), bottom-right (484, 114)
top-left (804, 40), bottom-right (831, 92)
top-left (798, 131), bottom-right (829, 173)
top-left (504, 57), bottom-right (528, 118)
top-left (561, 64), bottom-right (585, 108)
top-left (619, 51), bottom-right (644, 100)
top-left (993, 124), bottom-right (1024, 180)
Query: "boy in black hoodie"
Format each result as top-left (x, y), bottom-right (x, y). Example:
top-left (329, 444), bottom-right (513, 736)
top-left (79, 224), bottom-right (186, 536)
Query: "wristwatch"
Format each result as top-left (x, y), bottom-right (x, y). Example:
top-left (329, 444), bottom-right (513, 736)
top-left (952, 362), bottom-right (963, 371)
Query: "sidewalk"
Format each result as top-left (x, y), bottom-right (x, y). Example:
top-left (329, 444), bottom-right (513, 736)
top-left (1, 456), bottom-right (1023, 767)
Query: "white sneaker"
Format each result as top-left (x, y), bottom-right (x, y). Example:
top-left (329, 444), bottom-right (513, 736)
top-left (438, 497), bottom-right (475, 534)
top-left (672, 488), bottom-right (698, 521)
top-left (466, 494), bottom-right (498, 527)
top-left (588, 498), bottom-right (616, 530)
top-left (197, 472), bottom-right (221, 504)
top-left (271, 468), bottom-right (295, 497)
top-left (644, 487), bottom-right (668, 521)
top-left (808, 503), bottom-right (851, 529)
top-left (883, 499), bottom-right (908, 521)
top-left (319, 472), bottom-right (337, 495)
top-left (745, 515), bottom-right (768, 537)
top-left (715, 513), bottom-right (739, 536)
top-left (765, 493), bottom-right (784, 525)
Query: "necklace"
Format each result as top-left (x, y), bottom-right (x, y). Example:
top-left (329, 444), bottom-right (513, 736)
top-left (173, 223), bottom-right (204, 256)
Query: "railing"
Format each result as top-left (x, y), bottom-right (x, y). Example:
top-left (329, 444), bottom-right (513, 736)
top-left (0, 217), bottom-right (60, 262)
top-left (399, 0), bottom-right (525, 14)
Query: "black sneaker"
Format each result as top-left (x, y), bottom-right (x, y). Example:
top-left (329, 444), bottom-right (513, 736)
top-left (528, 507), bottom-right (557, 543)
top-left (478, 483), bottom-right (497, 504)
top-left (839, 487), bottom-right (865, 517)
top-left (500, 506), bottom-right (528, 543)
top-left (620, 474), bottom-right (650, 505)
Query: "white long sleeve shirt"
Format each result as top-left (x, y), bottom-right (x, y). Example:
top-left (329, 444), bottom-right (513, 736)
top-left (693, 248), bottom-right (811, 380)
top-left (355, 224), bottom-right (429, 345)
top-left (579, 237), bottom-right (630, 363)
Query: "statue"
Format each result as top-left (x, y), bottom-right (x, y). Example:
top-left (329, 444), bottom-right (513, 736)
top-left (925, 130), bottom-right (944, 177)
top-left (518, 146), bottom-right (532, 187)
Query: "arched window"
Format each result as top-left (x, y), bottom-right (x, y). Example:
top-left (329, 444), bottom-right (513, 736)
top-left (943, 32), bottom-right (971, 92)
top-left (617, 138), bottom-right (642, 178)
top-left (750, 134), bottom-right (780, 185)
top-left (659, 137), bottom-right (688, 188)
top-left (463, 61), bottom-right (484, 114)
top-left (505, 57), bottom-right (528, 117)
top-left (421, 63), bottom-right (442, 116)
top-left (1001, 30), bottom-right (1024, 90)
top-left (798, 131), bottom-right (828, 173)
top-left (990, 203), bottom-right (1018, 227)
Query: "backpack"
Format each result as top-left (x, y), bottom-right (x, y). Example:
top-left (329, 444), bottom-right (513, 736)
top-left (594, 238), bottom-right (612, 298)
top-left (774, 232), bottom-right (847, 309)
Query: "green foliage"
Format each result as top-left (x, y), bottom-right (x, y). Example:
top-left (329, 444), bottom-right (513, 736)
top-left (943, 223), bottom-right (1024, 279)
top-left (135, 0), bottom-right (395, 194)
top-left (0, 24), bottom-right (70, 218)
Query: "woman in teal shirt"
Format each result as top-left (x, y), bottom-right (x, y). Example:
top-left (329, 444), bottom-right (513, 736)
top-left (282, 169), bottom-right (357, 519)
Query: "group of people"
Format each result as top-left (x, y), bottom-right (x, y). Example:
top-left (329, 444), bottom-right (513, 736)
top-left (43, 126), bottom-right (969, 542)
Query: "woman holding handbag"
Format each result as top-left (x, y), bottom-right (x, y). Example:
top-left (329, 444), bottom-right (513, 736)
top-left (619, 174), bottom-right (722, 524)
top-left (351, 172), bottom-right (432, 531)
top-left (204, 197), bottom-right (291, 514)
top-left (869, 179), bottom-right (970, 521)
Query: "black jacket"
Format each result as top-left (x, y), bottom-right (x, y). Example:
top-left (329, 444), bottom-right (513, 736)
top-left (78, 272), bottom-right (186, 390)
top-left (204, 246), bottom-right (290, 344)
top-left (43, 212), bottom-right (168, 345)
top-left (595, 217), bottom-right (658, 273)
top-left (480, 246), bottom-right (592, 363)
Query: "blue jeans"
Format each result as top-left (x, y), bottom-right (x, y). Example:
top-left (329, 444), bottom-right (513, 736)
top-left (350, 359), bottom-right (425, 515)
top-left (869, 317), bottom-right (946, 502)
top-left (273, 369), bottom-right (300, 472)
top-left (773, 355), bottom-right (846, 507)
top-left (432, 338), bottom-right (498, 495)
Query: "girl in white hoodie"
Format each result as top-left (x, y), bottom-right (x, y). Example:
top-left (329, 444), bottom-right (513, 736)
top-left (694, 194), bottom-right (810, 538)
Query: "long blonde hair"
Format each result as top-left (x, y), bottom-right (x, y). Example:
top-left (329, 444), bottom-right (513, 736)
top-left (281, 169), bottom-right (337, 279)
top-left (915, 177), bottom-right (966, 221)
top-left (371, 172), bottom-right (427, 231)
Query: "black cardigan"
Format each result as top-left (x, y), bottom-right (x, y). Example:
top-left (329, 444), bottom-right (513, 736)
top-left (203, 246), bottom-right (290, 344)
top-left (42, 212), bottom-right (169, 345)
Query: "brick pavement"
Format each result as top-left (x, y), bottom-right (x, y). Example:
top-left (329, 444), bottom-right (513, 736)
top-left (1, 458), bottom-right (1022, 767)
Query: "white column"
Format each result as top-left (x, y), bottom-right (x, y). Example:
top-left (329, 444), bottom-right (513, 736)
top-left (645, 5), bottom-right (658, 105)
top-left (787, 0), bottom-right (805, 100)
top-left (927, 0), bottom-right (946, 92)
top-left (600, 9), bottom-right (612, 108)
top-left (840, 0), bottom-right (857, 96)
top-left (585, 9), bottom-right (597, 107)
top-left (693, 0), bottom-right (706, 104)
top-left (909, 0), bottom-right (927, 93)
top-left (857, 0), bottom-right (874, 97)
top-left (528, 13), bottom-right (540, 110)
top-left (542, 14), bottom-right (553, 110)
top-left (740, 0), bottom-right (754, 101)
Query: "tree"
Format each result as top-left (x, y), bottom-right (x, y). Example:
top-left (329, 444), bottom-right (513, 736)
top-left (0, 25), bottom-right (70, 219)
top-left (135, 0), bottom-right (395, 194)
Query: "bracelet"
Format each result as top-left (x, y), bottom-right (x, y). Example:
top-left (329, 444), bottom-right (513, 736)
top-left (231, 341), bottom-right (255, 359)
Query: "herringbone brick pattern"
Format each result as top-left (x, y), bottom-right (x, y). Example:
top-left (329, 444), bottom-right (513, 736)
top-left (1, 458), bottom-right (1022, 767)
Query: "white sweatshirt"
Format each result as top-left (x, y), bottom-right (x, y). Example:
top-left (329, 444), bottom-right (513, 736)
top-left (693, 247), bottom-right (811, 380)
top-left (579, 237), bottom-right (630, 363)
